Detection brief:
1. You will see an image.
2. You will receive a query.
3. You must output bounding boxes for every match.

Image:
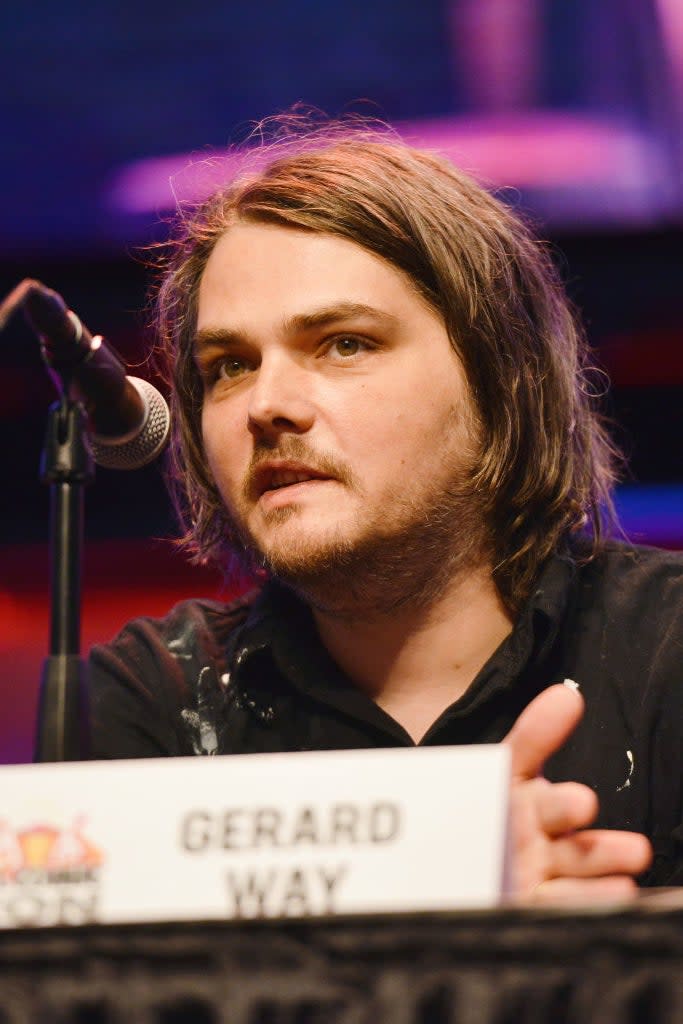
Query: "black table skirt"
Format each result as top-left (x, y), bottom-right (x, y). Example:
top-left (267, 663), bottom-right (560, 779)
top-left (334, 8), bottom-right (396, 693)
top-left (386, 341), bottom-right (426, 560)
top-left (2, 906), bottom-right (683, 1023)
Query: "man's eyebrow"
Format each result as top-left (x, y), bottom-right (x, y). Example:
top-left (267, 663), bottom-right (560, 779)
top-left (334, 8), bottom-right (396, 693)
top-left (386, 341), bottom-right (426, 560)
top-left (193, 302), bottom-right (399, 355)
top-left (283, 302), bottom-right (399, 333)
top-left (193, 327), bottom-right (243, 356)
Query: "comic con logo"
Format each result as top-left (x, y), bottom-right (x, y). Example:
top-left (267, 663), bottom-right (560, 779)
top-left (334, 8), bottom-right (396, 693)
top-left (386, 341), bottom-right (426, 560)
top-left (0, 815), bottom-right (104, 927)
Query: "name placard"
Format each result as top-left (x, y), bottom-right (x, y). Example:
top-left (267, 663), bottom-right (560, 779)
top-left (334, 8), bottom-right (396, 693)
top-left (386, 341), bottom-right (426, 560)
top-left (0, 746), bottom-right (510, 928)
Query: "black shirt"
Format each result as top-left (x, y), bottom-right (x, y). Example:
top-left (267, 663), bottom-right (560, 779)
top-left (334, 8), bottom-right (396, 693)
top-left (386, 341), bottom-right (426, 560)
top-left (89, 543), bottom-right (683, 886)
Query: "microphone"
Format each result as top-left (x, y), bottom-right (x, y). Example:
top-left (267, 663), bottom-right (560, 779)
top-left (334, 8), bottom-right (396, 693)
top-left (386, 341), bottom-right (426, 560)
top-left (14, 279), bottom-right (170, 470)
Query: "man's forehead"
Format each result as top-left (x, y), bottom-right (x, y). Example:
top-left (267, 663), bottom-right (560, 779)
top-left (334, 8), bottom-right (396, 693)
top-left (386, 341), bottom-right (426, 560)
top-left (200, 220), bottom-right (411, 291)
top-left (196, 220), bottom-right (443, 340)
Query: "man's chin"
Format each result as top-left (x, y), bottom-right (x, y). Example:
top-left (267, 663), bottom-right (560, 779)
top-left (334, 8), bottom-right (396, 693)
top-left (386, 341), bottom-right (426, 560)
top-left (234, 516), bottom-right (353, 579)
top-left (240, 527), bottom-right (438, 618)
top-left (250, 539), bottom-right (355, 584)
top-left (254, 546), bottom-right (371, 616)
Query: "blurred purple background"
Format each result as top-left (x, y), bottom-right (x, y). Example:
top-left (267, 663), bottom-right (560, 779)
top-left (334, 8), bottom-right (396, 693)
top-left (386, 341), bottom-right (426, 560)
top-left (1, 0), bottom-right (681, 761)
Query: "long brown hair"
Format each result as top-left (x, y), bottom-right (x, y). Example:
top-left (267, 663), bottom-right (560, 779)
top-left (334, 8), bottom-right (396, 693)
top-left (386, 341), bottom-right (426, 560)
top-left (154, 123), bottom-right (621, 610)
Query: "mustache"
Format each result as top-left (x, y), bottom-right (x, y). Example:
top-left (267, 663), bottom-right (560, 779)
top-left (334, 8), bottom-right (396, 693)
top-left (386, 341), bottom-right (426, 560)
top-left (243, 438), bottom-right (357, 499)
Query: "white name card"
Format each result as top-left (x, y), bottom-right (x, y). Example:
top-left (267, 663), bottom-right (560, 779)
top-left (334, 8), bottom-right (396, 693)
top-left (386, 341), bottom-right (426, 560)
top-left (0, 745), bottom-right (510, 928)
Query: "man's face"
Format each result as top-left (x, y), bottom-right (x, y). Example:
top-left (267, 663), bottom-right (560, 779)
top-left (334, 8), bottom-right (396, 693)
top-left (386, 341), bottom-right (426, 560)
top-left (196, 221), bottom-right (484, 609)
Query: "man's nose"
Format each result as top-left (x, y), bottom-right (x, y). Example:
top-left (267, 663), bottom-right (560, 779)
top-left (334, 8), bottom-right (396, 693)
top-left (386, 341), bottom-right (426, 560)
top-left (247, 355), bottom-right (316, 440)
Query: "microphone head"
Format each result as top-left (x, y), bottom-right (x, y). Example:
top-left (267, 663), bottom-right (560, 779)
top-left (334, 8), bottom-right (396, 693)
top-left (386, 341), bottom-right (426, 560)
top-left (89, 376), bottom-right (171, 470)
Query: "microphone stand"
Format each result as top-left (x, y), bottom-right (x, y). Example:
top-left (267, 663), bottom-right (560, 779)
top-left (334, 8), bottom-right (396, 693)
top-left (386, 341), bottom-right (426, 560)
top-left (34, 381), bottom-right (94, 761)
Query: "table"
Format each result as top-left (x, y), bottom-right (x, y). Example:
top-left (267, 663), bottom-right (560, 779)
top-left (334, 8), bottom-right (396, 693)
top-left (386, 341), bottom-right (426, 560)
top-left (1, 903), bottom-right (683, 1023)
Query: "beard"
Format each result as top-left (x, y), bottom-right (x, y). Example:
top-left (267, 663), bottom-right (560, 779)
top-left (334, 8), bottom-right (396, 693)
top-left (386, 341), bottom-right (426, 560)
top-left (226, 435), bottom-right (489, 621)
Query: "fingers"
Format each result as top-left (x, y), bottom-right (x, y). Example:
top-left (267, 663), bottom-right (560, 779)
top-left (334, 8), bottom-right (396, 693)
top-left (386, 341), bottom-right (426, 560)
top-left (514, 830), bottom-right (652, 906)
top-left (530, 779), bottom-right (598, 836)
top-left (509, 774), bottom-right (653, 900)
top-left (523, 875), bottom-right (640, 907)
top-left (547, 829), bottom-right (653, 880)
top-left (505, 683), bottom-right (653, 904)
top-left (505, 683), bottom-right (584, 780)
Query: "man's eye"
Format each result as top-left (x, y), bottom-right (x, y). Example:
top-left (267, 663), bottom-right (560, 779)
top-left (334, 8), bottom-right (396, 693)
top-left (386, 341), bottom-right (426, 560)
top-left (216, 357), bottom-right (250, 380)
top-left (198, 355), bottom-right (251, 390)
top-left (329, 336), bottom-right (366, 358)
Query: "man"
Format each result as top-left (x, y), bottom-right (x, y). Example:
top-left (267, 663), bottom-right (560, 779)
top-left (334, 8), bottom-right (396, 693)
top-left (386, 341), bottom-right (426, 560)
top-left (89, 127), bottom-right (682, 897)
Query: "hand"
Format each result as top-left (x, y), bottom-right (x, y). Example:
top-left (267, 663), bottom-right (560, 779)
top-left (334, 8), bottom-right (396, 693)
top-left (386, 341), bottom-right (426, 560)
top-left (504, 683), bottom-right (652, 904)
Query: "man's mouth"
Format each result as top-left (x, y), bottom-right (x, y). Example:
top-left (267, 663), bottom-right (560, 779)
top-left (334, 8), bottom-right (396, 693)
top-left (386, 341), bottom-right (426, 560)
top-left (253, 463), bottom-right (333, 499)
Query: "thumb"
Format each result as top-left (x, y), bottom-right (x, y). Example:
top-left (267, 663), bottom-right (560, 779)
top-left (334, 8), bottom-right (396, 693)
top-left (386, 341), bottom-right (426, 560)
top-left (504, 682), bottom-right (584, 781)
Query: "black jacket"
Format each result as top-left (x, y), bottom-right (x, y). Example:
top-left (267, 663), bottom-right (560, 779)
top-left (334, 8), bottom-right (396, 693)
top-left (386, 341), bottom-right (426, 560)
top-left (89, 543), bottom-right (683, 886)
